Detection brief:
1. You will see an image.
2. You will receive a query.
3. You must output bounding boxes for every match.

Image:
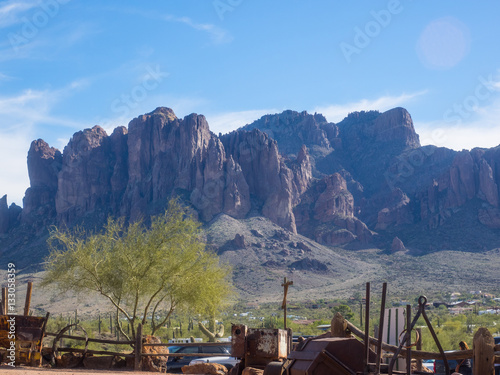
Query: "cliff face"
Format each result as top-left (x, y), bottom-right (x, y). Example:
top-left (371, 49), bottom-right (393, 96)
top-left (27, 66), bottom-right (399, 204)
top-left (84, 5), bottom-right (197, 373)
top-left (122, 108), bottom-right (251, 222)
top-left (23, 139), bottom-right (62, 225)
top-left (220, 129), bottom-right (313, 233)
top-left (3, 106), bottom-right (500, 256)
top-left (19, 108), bottom-right (311, 234)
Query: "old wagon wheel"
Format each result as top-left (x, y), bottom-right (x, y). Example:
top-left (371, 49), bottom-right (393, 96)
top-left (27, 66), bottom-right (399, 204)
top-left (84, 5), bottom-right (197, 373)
top-left (50, 323), bottom-right (89, 367)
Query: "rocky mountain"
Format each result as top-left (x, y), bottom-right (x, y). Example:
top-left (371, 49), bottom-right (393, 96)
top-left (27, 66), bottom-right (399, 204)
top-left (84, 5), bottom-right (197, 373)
top-left (2, 106), bottom-right (500, 274)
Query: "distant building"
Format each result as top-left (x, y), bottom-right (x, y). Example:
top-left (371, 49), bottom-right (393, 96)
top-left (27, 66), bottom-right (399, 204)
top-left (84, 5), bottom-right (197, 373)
top-left (478, 308), bottom-right (500, 315)
top-left (449, 307), bottom-right (473, 315)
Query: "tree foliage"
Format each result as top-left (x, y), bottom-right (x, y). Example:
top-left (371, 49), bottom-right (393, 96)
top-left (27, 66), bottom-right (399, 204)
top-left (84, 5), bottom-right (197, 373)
top-left (332, 304), bottom-right (354, 321)
top-left (42, 198), bottom-right (232, 339)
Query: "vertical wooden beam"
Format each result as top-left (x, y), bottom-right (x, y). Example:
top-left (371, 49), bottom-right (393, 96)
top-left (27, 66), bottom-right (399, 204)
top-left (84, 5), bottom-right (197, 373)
top-left (134, 323), bottom-right (143, 371)
top-left (406, 305), bottom-right (411, 375)
top-left (281, 277), bottom-right (293, 331)
top-left (473, 327), bottom-right (495, 375)
top-left (24, 281), bottom-right (33, 316)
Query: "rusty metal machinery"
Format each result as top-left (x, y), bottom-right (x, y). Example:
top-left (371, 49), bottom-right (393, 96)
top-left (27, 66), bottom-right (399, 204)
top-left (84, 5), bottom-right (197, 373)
top-left (283, 336), bottom-right (379, 375)
top-left (0, 313), bottom-right (49, 366)
top-left (231, 324), bottom-right (292, 374)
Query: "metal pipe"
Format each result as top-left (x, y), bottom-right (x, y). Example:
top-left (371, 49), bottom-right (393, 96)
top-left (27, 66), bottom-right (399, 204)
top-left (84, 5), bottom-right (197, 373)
top-left (376, 282), bottom-right (387, 374)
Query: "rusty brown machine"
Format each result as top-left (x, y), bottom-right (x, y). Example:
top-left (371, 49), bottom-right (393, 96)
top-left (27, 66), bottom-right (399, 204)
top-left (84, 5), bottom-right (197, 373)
top-left (230, 324), bottom-right (292, 374)
top-left (283, 336), bottom-right (380, 375)
top-left (230, 324), bottom-right (383, 375)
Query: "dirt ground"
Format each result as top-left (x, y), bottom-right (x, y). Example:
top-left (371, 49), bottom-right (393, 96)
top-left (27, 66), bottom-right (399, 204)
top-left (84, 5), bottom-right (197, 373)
top-left (0, 366), bottom-right (181, 375)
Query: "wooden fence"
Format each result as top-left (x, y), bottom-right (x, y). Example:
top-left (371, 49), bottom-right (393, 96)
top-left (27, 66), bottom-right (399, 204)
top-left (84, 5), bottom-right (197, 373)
top-left (345, 319), bottom-right (500, 374)
top-left (45, 323), bottom-right (229, 371)
top-left (45, 321), bottom-right (500, 373)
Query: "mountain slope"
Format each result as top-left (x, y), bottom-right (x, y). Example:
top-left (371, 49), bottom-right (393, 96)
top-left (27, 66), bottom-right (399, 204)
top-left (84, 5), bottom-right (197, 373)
top-left (1, 106), bottom-right (500, 301)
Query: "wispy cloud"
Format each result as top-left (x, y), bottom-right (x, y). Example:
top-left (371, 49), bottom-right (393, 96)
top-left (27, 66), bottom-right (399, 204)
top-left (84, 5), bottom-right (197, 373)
top-left (313, 91), bottom-right (428, 123)
top-left (165, 15), bottom-right (233, 45)
top-left (0, 81), bottom-right (88, 206)
top-left (0, 0), bottom-right (39, 28)
top-left (0, 130), bottom-right (30, 207)
top-left (416, 95), bottom-right (500, 151)
top-left (0, 72), bottom-right (14, 81)
top-left (206, 108), bottom-right (281, 135)
top-left (416, 71), bottom-right (500, 150)
top-left (109, 6), bottom-right (233, 45)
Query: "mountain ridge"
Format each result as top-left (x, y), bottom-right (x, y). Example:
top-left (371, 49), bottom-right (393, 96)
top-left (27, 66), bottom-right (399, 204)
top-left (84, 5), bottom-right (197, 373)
top-left (1, 106), bottom-right (500, 276)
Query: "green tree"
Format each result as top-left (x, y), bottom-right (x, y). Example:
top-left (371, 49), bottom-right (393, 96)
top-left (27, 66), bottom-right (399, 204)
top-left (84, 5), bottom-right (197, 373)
top-left (332, 304), bottom-right (354, 321)
top-left (42, 198), bottom-right (232, 340)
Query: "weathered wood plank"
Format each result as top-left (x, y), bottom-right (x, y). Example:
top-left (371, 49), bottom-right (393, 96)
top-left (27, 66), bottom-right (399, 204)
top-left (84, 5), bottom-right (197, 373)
top-left (473, 327), bottom-right (495, 375)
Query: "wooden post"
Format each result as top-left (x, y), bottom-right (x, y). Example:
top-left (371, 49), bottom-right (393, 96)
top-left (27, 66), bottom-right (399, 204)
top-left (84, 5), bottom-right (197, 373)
top-left (24, 281), bottom-right (33, 316)
top-left (331, 312), bottom-right (349, 337)
top-left (359, 300), bottom-right (363, 326)
top-left (281, 277), bottom-right (293, 330)
top-left (406, 305), bottom-right (411, 375)
top-left (134, 323), bottom-right (143, 371)
top-left (473, 327), bottom-right (495, 375)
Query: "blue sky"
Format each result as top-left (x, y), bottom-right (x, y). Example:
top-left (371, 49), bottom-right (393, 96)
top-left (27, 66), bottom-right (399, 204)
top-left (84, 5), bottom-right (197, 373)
top-left (2, 0), bottom-right (500, 206)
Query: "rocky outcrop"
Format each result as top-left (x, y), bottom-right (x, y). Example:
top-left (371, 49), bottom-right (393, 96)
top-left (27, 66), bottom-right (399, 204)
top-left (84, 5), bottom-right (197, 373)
top-left (221, 129), bottom-right (299, 232)
top-left (0, 196), bottom-right (11, 234)
top-left (375, 189), bottom-right (413, 230)
top-left (231, 234), bottom-right (246, 248)
top-left (290, 145), bottom-right (313, 201)
top-left (371, 107), bottom-right (420, 149)
top-left (242, 110), bottom-right (339, 156)
top-left (124, 108), bottom-right (251, 222)
top-left (23, 139), bottom-right (62, 221)
top-left (391, 237), bottom-right (406, 253)
top-left (313, 173), bottom-right (354, 221)
top-left (289, 257), bottom-right (328, 272)
top-left (6, 105), bottom-right (500, 258)
top-left (416, 148), bottom-right (500, 229)
top-left (294, 173), bottom-right (372, 245)
top-left (56, 125), bottom-right (113, 224)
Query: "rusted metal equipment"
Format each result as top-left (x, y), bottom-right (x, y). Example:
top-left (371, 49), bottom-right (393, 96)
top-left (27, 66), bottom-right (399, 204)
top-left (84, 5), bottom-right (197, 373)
top-left (0, 313), bottom-right (50, 366)
top-left (231, 324), bottom-right (292, 374)
top-left (283, 336), bottom-right (379, 375)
